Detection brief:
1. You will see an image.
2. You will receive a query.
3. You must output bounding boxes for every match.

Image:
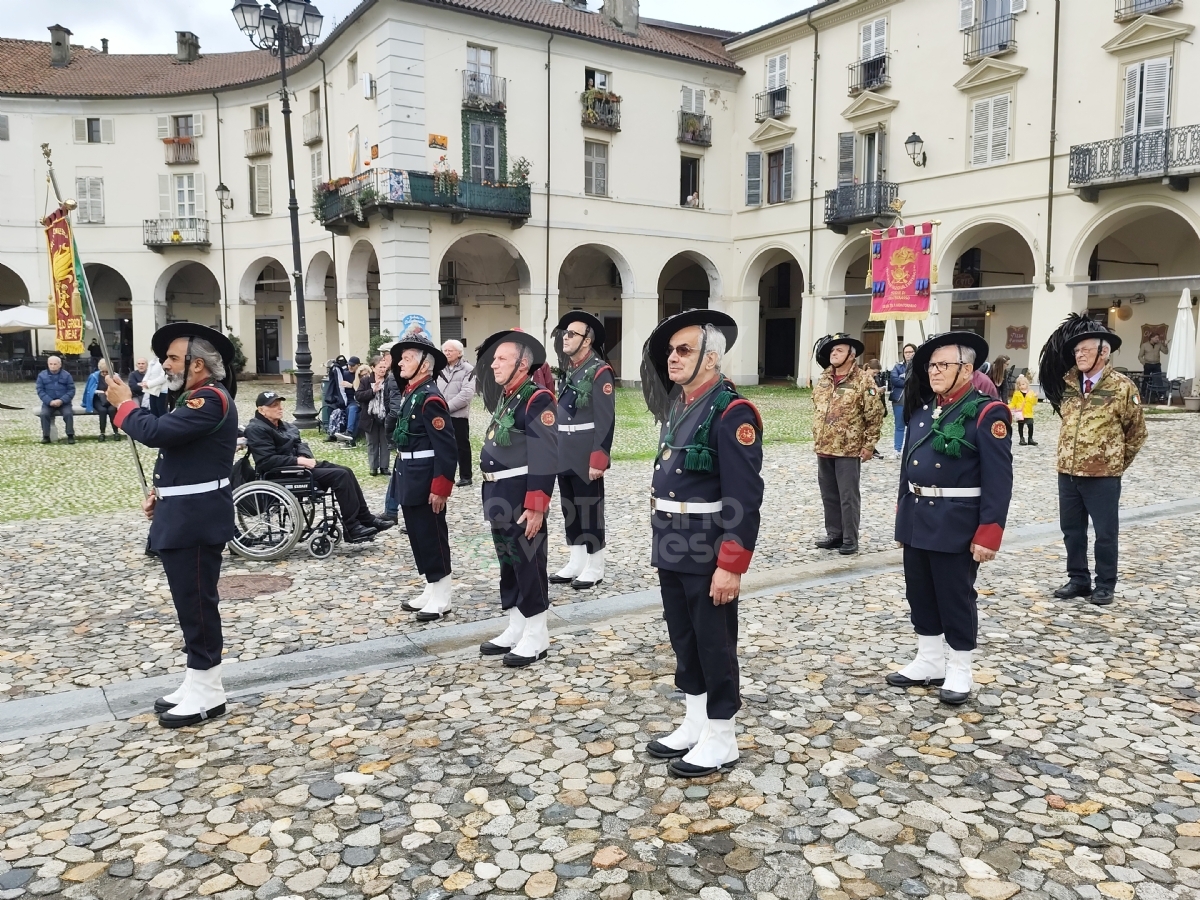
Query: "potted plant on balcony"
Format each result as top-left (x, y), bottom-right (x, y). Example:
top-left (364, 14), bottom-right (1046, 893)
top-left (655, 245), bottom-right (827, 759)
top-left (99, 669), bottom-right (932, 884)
top-left (432, 155), bottom-right (460, 197)
top-left (509, 157), bottom-right (532, 188)
top-left (681, 113), bottom-right (702, 142)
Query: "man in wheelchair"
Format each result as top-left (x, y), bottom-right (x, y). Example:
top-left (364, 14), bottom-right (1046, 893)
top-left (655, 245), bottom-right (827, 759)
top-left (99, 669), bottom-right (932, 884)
top-left (244, 391), bottom-right (390, 544)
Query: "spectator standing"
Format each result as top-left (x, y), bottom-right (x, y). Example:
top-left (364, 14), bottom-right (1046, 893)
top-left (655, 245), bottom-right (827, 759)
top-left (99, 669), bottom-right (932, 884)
top-left (36, 355), bottom-right (76, 444)
top-left (345, 356), bottom-right (363, 438)
top-left (84, 359), bottom-right (123, 441)
top-left (992, 355), bottom-right (1016, 403)
top-left (438, 340), bottom-right (476, 486)
top-left (356, 357), bottom-right (393, 475)
top-left (1009, 375), bottom-right (1038, 446)
top-left (1138, 333), bottom-right (1169, 378)
top-left (88, 339), bottom-right (102, 368)
top-left (323, 354), bottom-right (353, 441)
top-left (971, 360), bottom-right (1000, 399)
top-left (888, 343), bottom-right (916, 458)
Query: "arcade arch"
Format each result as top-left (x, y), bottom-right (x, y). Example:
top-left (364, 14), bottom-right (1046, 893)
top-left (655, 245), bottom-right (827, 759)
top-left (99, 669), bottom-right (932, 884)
top-left (744, 247), bottom-right (804, 381)
top-left (83, 264), bottom-right (135, 371)
top-left (305, 251), bottom-right (340, 364)
top-left (559, 244), bottom-right (633, 376)
top-left (0, 263), bottom-right (32, 360)
top-left (241, 257), bottom-right (291, 375)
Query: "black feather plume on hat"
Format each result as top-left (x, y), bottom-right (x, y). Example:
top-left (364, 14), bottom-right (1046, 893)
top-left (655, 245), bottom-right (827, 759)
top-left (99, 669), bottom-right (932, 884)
top-left (902, 362), bottom-right (932, 422)
top-left (1038, 313), bottom-right (1095, 416)
top-left (640, 334), bottom-right (673, 425)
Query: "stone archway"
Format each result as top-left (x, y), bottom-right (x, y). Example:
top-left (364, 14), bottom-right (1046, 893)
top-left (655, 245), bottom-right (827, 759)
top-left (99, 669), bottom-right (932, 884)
top-left (305, 251), bottom-right (339, 365)
top-left (239, 257), bottom-right (291, 374)
top-left (0, 263), bottom-right (34, 360)
top-left (559, 244), bottom-right (636, 379)
top-left (82, 264), bottom-right (135, 372)
top-left (742, 246), bottom-right (805, 382)
top-left (441, 232), bottom-right (532, 359)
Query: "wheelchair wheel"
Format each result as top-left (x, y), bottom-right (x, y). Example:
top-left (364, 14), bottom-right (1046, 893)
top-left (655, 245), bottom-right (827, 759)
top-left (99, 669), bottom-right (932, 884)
top-left (229, 481), bottom-right (305, 560)
top-left (308, 532), bottom-right (334, 559)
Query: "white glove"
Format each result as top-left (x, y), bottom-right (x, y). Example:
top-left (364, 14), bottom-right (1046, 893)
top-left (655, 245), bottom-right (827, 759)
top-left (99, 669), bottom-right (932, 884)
top-left (142, 358), bottom-right (168, 397)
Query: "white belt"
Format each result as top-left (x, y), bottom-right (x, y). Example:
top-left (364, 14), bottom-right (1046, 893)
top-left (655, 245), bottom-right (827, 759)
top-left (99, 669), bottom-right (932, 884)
top-left (651, 498), bottom-right (723, 514)
top-left (399, 450), bottom-right (435, 460)
top-left (558, 422), bottom-right (595, 433)
top-left (482, 465), bottom-right (528, 482)
top-left (155, 478), bottom-right (230, 499)
top-left (908, 482), bottom-right (982, 498)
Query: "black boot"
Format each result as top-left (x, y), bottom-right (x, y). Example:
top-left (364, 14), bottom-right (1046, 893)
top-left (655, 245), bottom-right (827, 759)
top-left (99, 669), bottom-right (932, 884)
top-left (814, 535), bottom-right (844, 550)
top-left (1027, 423), bottom-right (1037, 446)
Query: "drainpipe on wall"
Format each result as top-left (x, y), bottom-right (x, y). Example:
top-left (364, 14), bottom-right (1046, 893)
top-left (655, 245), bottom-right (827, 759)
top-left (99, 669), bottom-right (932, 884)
top-left (804, 9), bottom-right (821, 386)
top-left (544, 35), bottom-right (554, 345)
top-left (213, 91), bottom-right (230, 333)
top-left (1044, 0), bottom-right (1061, 292)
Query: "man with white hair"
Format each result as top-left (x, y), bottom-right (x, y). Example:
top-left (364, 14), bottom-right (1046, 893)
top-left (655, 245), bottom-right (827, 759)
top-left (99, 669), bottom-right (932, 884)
top-left (438, 339), bottom-right (476, 486)
top-left (35, 355), bottom-right (76, 444)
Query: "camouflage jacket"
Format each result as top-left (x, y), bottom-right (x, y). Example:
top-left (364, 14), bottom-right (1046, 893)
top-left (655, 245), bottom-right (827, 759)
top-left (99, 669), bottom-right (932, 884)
top-left (812, 366), bottom-right (885, 457)
top-left (1056, 365), bottom-right (1147, 477)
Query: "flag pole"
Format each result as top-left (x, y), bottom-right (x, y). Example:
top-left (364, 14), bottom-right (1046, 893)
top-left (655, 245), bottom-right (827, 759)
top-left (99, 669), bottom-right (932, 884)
top-left (42, 143), bottom-right (150, 497)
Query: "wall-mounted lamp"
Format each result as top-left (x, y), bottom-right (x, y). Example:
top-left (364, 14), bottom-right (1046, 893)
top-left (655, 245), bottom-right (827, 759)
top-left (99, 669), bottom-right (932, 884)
top-left (216, 182), bottom-right (234, 211)
top-left (905, 132), bottom-right (926, 168)
top-left (985, 304), bottom-right (996, 317)
top-left (1110, 298), bottom-right (1122, 315)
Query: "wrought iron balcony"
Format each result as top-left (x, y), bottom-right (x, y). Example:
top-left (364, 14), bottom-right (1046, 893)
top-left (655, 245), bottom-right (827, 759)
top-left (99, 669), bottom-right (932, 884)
top-left (678, 111), bottom-right (712, 147)
top-left (464, 71), bottom-right (507, 111)
top-left (754, 87), bottom-right (789, 123)
top-left (848, 54), bottom-right (891, 95)
top-left (1068, 124), bottom-right (1200, 201)
top-left (316, 168), bottom-right (532, 234)
top-left (581, 92), bottom-right (621, 132)
top-left (143, 218), bottom-right (211, 249)
top-left (1115, 0), bottom-right (1182, 21)
top-left (302, 110), bottom-right (322, 145)
top-left (245, 126), bottom-right (272, 157)
top-left (823, 181), bottom-right (900, 234)
top-left (963, 15), bottom-right (1017, 63)
top-left (163, 137), bottom-right (197, 165)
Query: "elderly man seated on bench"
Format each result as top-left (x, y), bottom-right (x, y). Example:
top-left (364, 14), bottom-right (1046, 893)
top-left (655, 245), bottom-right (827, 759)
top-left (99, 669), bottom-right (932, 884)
top-left (36, 356), bottom-right (76, 445)
top-left (243, 390), bottom-right (392, 544)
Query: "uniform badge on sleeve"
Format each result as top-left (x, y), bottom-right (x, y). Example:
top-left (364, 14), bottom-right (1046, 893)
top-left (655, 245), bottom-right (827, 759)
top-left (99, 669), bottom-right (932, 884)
top-left (736, 423), bottom-right (757, 446)
top-left (991, 420), bottom-right (1008, 439)
top-left (540, 410), bottom-right (556, 427)
top-left (186, 397), bottom-right (205, 409)
top-left (602, 382), bottom-right (613, 395)
top-left (432, 416), bottom-right (446, 430)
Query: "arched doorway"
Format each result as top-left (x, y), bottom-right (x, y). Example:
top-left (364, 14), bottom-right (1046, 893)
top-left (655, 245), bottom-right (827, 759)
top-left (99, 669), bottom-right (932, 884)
top-left (0, 263), bottom-right (33, 361)
top-left (83, 264), bottom-right (135, 372)
top-left (305, 251), bottom-right (340, 365)
top-left (442, 233), bottom-right (530, 359)
top-left (560, 244), bottom-right (632, 378)
top-left (744, 248), bottom-right (804, 381)
top-left (345, 240), bottom-right (379, 357)
top-left (240, 257), bottom-right (291, 375)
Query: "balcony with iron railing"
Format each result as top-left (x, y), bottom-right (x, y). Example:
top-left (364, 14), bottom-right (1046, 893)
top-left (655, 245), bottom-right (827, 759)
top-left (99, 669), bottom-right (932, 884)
top-left (163, 137), bottom-right (197, 165)
top-left (1115, 0), bottom-right (1182, 20)
top-left (1069, 124), bottom-right (1200, 201)
top-left (963, 15), bottom-right (1017, 63)
top-left (848, 53), bottom-right (891, 95)
top-left (316, 168), bottom-right (532, 233)
top-left (581, 91), bottom-right (621, 132)
top-left (823, 181), bottom-right (900, 234)
top-left (754, 87), bottom-right (789, 123)
top-left (245, 126), bottom-right (272, 157)
top-left (143, 218), bottom-right (211, 249)
top-left (463, 71), bottom-right (507, 111)
top-left (302, 110), bottom-right (322, 145)
top-left (678, 111), bottom-right (712, 147)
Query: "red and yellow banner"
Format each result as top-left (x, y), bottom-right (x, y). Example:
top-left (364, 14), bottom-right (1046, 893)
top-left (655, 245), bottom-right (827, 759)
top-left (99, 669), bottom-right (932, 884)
top-left (43, 207), bottom-right (86, 355)
top-left (870, 222), bottom-right (936, 320)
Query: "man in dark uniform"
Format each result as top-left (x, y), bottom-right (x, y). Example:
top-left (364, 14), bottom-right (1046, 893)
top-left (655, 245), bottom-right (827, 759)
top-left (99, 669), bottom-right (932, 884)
top-left (387, 334), bottom-right (459, 621)
top-left (474, 329), bottom-right (559, 667)
top-left (549, 310), bottom-right (616, 590)
top-left (887, 332), bottom-right (1013, 706)
top-left (640, 310), bottom-right (764, 778)
top-left (105, 323), bottom-right (239, 728)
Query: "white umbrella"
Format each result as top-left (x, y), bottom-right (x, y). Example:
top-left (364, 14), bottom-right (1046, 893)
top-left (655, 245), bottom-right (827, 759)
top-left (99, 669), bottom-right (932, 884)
top-left (0, 305), bottom-right (55, 334)
top-left (880, 318), bottom-right (899, 369)
top-left (923, 295), bottom-right (942, 338)
top-left (1166, 289), bottom-right (1195, 383)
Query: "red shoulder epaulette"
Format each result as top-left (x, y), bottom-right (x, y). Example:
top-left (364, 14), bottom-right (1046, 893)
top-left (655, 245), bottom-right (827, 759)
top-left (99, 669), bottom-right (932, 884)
top-left (722, 397), bottom-right (764, 431)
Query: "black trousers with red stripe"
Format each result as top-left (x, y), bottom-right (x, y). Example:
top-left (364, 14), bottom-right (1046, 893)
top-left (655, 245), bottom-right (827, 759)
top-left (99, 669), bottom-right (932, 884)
top-left (401, 502), bottom-right (452, 583)
top-left (158, 543), bottom-right (225, 670)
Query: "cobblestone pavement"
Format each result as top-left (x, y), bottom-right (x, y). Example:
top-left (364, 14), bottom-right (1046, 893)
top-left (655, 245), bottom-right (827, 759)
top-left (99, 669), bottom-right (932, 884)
top-left (1, 504), bottom-right (1199, 900)
top-left (0, 414), bottom-right (1196, 701)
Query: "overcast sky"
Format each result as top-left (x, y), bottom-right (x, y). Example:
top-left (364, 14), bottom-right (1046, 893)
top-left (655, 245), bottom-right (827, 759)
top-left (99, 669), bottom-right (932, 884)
top-left (11, 0), bottom-right (815, 54)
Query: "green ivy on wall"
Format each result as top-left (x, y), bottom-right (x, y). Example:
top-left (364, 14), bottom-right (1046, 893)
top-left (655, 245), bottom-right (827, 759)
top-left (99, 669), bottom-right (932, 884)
top-left (461, 110), bottom-right (508, 184)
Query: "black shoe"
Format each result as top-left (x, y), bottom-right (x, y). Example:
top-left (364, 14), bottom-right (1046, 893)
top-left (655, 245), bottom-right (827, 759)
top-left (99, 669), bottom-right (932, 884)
top-left (371, 516), bottom-right (394, 533)
top-left (885, 672), bottom-right (945, 688)
top-left (939, 688), bottom-right (971, 706)
top-left (41, 437), bottom-right (50, 444)
top-left (480, 641), bottom-right (512, 656)
top-left (814, 536), bottom-right (843, 550)
top-left (113, 433), bottom-right (123, 441)
top-left (1018, 439), bottom-right (1027, 445)
top-left (503, 649), bottom-right (549, 668)
top-left (67, 436), bottom-right (76, 445)
top-left (646, 740), bottom-right (690, 760)
top-left (344, 523), bottom-right (377, 543)
top-left (400, 594), bottom-right (427, 612)
top-left (376, 514), bottom-right (398, 526)
top-left (1028, 440), bottom-right (1038, 446)
top-left (1053, 581), bottom-right (1092, 599)
top-left (98, 433), bottom-right (107, 442)
top-left (669, 758), bottom-right (736, 778)
top-left (154, 696), bottom-right (178, 714)
top-left (456, 477), bottom-right (473, 487)
top-left (571, 577), bottom-right (603, 590)
top-left (325, 435), bottom-right (338, 442)
top-left (838, 543), bottom-right (859, 556)
top-left (1088, 587), bottom-right (1115, 606)
top-left (159, 703), bottom-right (226, 728)
top-left (548, 572), bottom-right (578, 585)
top-left (416, 608), bottom-right (451, 622)
top-left (380, 469), bottom-right (390, 476)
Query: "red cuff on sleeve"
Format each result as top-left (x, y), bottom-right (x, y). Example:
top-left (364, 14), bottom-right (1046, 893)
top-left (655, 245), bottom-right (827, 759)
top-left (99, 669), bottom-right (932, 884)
top-left (972, 523), bottom-right (1004, 551)
top-left (113, 400), bottom-right (137, 430)
top-left (589, 450), bottom-right (610, 470)
top-left (524, 490), bottom-right (552, 513)
top-left (431, 475), bottom-right (454, 498)
top-left (717, 540), bottom-right (754, 574)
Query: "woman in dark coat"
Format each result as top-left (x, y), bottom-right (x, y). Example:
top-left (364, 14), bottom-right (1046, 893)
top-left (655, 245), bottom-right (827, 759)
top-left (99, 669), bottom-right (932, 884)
top-left (356, 357), bottom-right (394, 475)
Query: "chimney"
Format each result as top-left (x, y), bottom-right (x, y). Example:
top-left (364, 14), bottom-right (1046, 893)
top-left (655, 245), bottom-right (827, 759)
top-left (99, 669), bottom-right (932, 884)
top-left (601, 0), bottom-right (639, 35)
top-left (48, 24), bottom-right (72, 68)
top-left (101, 38), bottom-right (108, 54)
top-left (176, 31), bottom-right (200, 63)
top-left (562, 0), bottom-right (588, 9)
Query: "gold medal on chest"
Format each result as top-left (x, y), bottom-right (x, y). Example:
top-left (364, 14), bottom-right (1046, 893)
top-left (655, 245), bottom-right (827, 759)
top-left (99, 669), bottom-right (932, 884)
top-left (487, 428), bottom-right (496, 440)
top-left (662, 448), bottom-right (671, 460)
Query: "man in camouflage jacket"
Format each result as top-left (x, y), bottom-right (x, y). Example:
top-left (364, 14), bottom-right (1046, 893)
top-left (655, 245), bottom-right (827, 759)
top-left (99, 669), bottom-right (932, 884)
top-left (812, 334), bottom-right (885, 555)
top-left (1053, 330), bottom-right (1146, 607)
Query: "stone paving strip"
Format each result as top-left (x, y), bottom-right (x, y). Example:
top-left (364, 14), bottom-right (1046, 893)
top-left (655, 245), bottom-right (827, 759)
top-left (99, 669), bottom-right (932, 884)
top-left (0, 507), bottom-right (1199, 900)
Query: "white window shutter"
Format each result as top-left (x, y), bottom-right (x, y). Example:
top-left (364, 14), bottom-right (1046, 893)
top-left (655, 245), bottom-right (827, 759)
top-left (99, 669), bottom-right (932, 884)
top-left (782, 144), bottom-right (794, 201)
top-left (157, 115), bottom-right (171, 139)
top-left (1010, 0), bottom-right (1027, 12)
top-left (193, 173), bottom-right (206, 218)
top-left (837, 132), bottom-right (856, 185)
top-left (873, 18), bottom-right (887, 57)
top-left (1140, 57), bottom-right (1171, 132)
top-left (777, 54), bottom-right (788, 89)
top-left (159, 174), bottom-right (172, 217)
top-left (989, 94), bottom-right (1010, 163)
top-left (960, 0), bottom-right (975, 31)
top-left (89, 178), bottom-right (104, 223)
top-left (681, 86), bottom-right (693, 113)
top-left (745, 152), bottom-right (762, 206)
top-left (192, 113), bottom-right (205, 137)
top-left (694, 89), bottom-right (704, 115)
top-left (100, 118), bottom-right (115, 143)
top-left (75, 178), bottom-right (89, 222)
top-left (1123, 65), bottom-right (1141, 136)
top-left (74, 118), bottom-right (87, 143)
top-left (972, 99), bottom-right (991, 166)
top-left (861, 23), bottom-right (873, 61)
top-left (255, 163), bottom-right (272, 214)
top-left (766, 56), bottom-right (778, 90)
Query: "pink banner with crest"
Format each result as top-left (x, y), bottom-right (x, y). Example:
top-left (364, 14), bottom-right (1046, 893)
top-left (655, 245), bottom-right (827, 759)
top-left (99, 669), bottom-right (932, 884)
top-left (870, 222), bottom-right (934, 320)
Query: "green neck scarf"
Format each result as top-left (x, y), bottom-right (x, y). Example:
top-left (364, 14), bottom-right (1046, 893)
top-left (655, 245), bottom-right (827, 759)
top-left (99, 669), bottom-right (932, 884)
top-left (487, 380), bottom-right (537, 447)
top-left (660, 380), bottom-right (734, 474)
top-left (392, 382), bottom-right (431, 448)
top-left (930, 390), bottom-right (985, 459)
top-left (567, 355), bottom-right (600, 409)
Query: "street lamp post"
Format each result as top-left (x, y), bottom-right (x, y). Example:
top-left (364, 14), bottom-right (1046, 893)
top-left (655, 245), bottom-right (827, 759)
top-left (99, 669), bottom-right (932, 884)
top-left (231, 0), bottom-right (324, 428)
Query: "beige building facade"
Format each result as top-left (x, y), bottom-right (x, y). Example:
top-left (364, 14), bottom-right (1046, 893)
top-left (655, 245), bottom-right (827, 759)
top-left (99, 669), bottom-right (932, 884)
top-left (1, 0), bottom-right (1198, 388)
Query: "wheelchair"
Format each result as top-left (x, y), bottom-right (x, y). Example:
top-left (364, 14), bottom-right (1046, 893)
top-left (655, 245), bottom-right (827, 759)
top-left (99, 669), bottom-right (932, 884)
top-left (229, 464), bottom-right (344, 560)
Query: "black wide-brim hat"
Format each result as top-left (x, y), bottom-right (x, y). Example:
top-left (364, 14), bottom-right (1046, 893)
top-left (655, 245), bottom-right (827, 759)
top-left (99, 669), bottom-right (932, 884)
top-left (815, 333), bottom-right (866, 370)
top-left (647, 309), bottom-right (737, 374)
top-left (390, 333), bottom-right (448, 385)
top-left (555, 309), bottom-right (606, 352)
top-left (475, 329), bottom-right (547, 370)
top-left (1061, 325), bottom-right (1122, 360)
top-left (911, 331), bottom-right (990, 380)
top-left (151, 322), bottom-right (238, 398)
